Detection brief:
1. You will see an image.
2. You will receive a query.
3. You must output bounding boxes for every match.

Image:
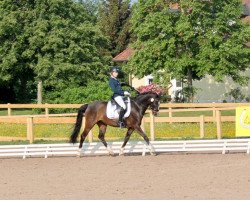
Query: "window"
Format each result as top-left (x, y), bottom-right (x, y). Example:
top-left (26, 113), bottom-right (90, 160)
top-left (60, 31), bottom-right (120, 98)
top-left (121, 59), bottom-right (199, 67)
top-left (148, 78), bottom-right (153, 84)
top-left (176, 80), bottom-right (182, 87)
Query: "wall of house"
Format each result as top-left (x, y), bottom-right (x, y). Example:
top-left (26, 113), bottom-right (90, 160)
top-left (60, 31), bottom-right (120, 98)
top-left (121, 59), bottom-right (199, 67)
top-left (130, 69), bottom-right (250, 103)
top-left (131, 75), bottom-right (153, 89)
top-left (193, 69), bottom-right (250, 103)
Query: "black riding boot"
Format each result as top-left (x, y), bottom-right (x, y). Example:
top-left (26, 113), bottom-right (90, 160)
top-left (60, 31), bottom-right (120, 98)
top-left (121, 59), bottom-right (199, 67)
top-left (118, 108), bottom-right (125, 128)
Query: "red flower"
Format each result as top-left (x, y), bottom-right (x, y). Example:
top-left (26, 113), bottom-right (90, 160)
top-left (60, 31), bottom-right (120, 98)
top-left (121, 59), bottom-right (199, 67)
top-left (137, 84), bottom-right (164, 95)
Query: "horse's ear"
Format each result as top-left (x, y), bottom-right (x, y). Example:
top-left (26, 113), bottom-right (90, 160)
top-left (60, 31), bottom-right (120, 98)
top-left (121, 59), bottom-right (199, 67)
top-left (150, 98), bottom-right (154, 102)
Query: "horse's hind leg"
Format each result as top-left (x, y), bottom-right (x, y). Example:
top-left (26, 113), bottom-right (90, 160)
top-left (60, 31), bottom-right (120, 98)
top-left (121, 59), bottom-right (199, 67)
top-left (79, 128), bottom-right (89, 149)
top-left (79, 121), bottom-right (95, 149)
top-left (97, 122), bottom-right (114, 156)
top-left (135, 126), bottom-right (156, 156)
top-left (119, 128), bottom-right (134, 156)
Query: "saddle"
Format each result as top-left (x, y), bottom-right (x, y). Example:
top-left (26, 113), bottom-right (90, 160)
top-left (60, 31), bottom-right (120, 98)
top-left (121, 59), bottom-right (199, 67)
top-left (106, 97), bottom-right (131, 119)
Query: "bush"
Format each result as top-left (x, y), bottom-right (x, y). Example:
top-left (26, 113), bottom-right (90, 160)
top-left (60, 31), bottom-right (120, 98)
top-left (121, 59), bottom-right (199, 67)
top-left (44, 81), bottom-right (113, 104)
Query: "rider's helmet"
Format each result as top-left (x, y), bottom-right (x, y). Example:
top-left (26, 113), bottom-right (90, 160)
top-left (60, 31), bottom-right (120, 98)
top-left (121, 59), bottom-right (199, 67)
top-left (110, 66), bottom-right (120, 73)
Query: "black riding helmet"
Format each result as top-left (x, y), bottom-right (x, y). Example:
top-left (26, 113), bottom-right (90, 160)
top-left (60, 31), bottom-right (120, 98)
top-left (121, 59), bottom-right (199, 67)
top-left (110, 66), bottom-right (120, 73)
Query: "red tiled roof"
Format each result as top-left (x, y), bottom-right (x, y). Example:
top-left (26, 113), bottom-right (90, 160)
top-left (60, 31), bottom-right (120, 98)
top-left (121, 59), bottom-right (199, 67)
top-left (113, 48), bottom-right (134, 62)
top-left (243, 0), bottom-right (250, 7)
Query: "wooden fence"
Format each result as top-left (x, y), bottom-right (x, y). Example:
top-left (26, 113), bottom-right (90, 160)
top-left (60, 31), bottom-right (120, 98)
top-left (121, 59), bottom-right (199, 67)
top-left (0, 103), bottom-right (249, 143)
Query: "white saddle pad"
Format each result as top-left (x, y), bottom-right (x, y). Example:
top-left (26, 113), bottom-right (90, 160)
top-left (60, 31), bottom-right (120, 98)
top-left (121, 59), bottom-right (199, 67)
top-left (106, 97), bottom-right (131, 119)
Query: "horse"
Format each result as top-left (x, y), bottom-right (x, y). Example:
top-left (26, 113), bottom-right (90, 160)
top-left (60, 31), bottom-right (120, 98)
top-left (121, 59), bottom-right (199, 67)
top-left (70, 92), bottom-right (161, 156)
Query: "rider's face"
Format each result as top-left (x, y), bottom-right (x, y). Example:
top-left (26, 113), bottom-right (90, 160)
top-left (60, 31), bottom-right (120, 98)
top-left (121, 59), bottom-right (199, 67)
top-left (111, 71), bottom-right (118, 78)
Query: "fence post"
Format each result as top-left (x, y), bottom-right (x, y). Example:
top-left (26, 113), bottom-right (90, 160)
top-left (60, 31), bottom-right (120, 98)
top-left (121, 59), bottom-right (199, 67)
top-left (7, 103), bottom-right (11, 116)
top-left (213, 107), bottom-right (216, 122)
top-left (199, 115), bottom-right (205, 138)
top-left (27, 117), bottom-right (34, 144)
top-left (88, 130), bottom-right (93, 143)
top-left (150, 112), bottom-right (155, 141)
top-left (216, 110), bottom-right (222, 139)
top-left (141, 117), bottom-right (145, 132)
top-left (169, 107), bottom-right (172, 124)
top-left (45, 103), bottom-right (49, 116)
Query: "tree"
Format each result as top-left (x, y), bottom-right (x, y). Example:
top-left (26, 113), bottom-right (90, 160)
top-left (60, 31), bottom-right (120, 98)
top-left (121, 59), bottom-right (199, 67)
top-left (128, 0), bottom-right (250, 101)
top-left (0, 0), bottom-right (110, 103)
top-left (98, 0), bottom-right (132, 56)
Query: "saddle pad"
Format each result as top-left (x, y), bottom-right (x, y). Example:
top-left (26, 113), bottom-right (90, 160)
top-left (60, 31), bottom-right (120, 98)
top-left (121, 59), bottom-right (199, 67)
top-left (106, 97), bottom-right (131, 119)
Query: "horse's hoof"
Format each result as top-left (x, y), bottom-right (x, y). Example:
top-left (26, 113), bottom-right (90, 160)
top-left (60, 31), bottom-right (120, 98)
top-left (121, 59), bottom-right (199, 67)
top-left (109, 152), bottom-right (115, 157)
top-left (150, 152), bottom-right (157, 156)
top-left (77, 149), bottom-right (83, 157)
top-left (119, 152), bottom-right (125, 156)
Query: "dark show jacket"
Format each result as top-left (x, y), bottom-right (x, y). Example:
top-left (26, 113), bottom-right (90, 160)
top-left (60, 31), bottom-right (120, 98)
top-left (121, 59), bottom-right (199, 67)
top-left (109, 77), bottom-right (124, 98)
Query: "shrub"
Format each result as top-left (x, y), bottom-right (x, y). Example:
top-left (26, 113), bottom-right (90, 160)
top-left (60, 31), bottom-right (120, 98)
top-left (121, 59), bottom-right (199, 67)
top-left (44, 81), bottom-right (113, 104)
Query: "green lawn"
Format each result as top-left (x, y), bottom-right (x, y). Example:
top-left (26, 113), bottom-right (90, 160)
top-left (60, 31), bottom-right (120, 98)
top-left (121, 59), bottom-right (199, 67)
top-left (0, 122), bottom-right (235, 145)
top-left (0, 109), bottom-right (235, 117)
top-left (0, 108), bottom-right (236, 145)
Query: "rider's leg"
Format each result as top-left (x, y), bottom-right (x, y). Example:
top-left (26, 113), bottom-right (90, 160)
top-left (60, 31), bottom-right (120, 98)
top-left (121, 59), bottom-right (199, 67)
top-left (114, 96), bottom-right (126, 128)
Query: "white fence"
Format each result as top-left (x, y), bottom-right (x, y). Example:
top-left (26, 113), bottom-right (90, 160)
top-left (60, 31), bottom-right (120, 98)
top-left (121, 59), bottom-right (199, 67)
top-left (0, 139), bottom-right (250, 159)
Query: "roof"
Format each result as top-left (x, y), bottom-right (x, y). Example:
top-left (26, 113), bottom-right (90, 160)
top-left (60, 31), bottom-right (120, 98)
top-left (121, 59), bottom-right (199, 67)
top-left (113, 48), bottom-right (134, 62)
top-left (243, 0), bottom-right (250, 6)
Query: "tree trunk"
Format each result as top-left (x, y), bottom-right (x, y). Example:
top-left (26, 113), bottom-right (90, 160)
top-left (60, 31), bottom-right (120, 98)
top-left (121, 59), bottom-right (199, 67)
top-left (37, 81), bottom-right (42, 104)
top-left (187, 68), bottom-right (193, 103)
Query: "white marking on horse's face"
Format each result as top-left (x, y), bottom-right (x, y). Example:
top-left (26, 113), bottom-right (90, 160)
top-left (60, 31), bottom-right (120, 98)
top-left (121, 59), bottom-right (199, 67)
top-left (150, 98), bottom-right (154, 102)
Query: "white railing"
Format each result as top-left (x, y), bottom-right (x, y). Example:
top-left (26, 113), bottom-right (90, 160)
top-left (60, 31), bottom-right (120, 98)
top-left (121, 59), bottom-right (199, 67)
top-left (0, 139), bottom-right (250, 159)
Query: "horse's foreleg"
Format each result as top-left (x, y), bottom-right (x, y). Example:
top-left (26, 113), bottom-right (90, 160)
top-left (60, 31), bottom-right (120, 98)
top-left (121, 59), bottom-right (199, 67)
top-left (97, 122), bottom-right (114, 156)
top-left (119, 128), bottom-right (134, 156)
top-left (135, 126), bottom-right (156, 156)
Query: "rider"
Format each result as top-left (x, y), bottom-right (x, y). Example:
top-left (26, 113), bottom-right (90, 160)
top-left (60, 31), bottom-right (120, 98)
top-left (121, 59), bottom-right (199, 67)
top-left (109, 66), bottom-right (130, 128)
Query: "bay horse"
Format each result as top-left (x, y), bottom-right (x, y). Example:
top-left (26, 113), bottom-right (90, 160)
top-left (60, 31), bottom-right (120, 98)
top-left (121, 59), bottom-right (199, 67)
top-left (70, 92), bottom-right (161, 156)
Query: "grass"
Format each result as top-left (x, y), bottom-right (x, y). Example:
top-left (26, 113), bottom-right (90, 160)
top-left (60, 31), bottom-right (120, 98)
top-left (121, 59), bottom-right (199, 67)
top-left (0, 109), bottom-right (236, 145)
top-left (156, 109), bottom-right (235, 117)
top-left (0, 109), bottom-right (235, 117)
top-left (0, 122), bottom-right (235, 145)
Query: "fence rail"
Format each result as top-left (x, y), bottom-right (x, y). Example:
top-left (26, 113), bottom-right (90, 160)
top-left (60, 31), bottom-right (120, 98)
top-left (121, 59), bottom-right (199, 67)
top-left (0, 139), bottom-right (250, 159)
top-left (0, 103), bottom-right (249, 143)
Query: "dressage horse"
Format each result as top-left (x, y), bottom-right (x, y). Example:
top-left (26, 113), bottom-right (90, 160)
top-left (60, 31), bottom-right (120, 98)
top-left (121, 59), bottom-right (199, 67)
top-left (70, 92), bottom-right (161, 155)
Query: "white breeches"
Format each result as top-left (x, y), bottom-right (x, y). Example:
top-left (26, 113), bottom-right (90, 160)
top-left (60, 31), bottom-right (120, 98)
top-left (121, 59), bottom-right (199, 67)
top-left (114, 96), bottom-right (126, 110)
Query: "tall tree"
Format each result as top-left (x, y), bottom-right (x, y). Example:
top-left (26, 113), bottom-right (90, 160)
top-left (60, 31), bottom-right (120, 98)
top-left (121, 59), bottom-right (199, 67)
top-left (98, 0), bottom-right (132, 56)
top-left (128, 0), bottom-right (250, 101)
top-left (0, 0), bottom-right (110, 103)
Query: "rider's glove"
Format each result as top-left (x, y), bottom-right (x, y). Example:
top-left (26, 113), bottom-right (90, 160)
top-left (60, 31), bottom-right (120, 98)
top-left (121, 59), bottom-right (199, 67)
top-left (124, 91), bottom-right (131, 96)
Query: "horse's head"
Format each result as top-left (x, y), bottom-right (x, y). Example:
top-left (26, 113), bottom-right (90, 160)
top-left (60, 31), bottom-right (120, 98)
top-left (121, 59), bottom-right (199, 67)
top-left (148, 93), bottom-right (161, 116)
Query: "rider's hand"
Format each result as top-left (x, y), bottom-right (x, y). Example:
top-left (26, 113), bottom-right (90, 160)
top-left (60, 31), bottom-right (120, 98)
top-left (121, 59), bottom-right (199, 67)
top-left (124, 91), bottom-right (131, 96)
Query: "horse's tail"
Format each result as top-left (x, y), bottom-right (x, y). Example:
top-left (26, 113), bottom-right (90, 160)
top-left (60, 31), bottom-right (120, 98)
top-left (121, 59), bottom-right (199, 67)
top-left (70, 104), bottom-right (88, 144)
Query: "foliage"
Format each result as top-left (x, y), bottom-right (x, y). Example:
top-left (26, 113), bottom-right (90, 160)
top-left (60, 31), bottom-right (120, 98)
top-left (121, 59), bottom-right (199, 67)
top-left (225, 87), bottom-right (245, 102)
top-left (128, 0), bottom-right (250, 86)
top-left (0, 0), bottom-right (111, 103)
top-left (98, 0), bottom-right (132, 56)
top-left (173, 86), bottom-right (200, 102)
top-left (44, 80), bottom-right (113, 104)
